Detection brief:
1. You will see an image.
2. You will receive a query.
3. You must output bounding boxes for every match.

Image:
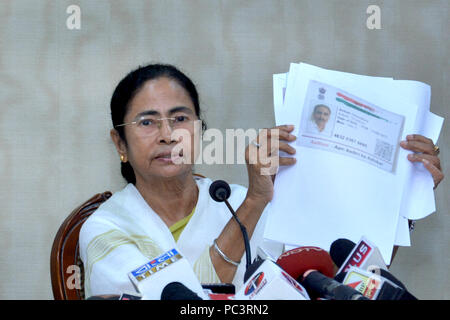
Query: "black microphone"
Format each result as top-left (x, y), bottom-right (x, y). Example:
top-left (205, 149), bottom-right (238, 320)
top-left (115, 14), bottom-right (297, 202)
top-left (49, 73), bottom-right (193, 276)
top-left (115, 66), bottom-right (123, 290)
top-left (161, 282), bottom-right (203, 300)
top-left (330, 238), bottom-right (406, 289)
top-left (209, 179), bottom-right (231, 202)
top-left (330, 238), bottom-right (417, 300)
top-left (330, 238), bottom-right (356, 269)
top-left (209, 180), bottom-right (252, 272)
top-left (301, 270), bottom-right (369, 300)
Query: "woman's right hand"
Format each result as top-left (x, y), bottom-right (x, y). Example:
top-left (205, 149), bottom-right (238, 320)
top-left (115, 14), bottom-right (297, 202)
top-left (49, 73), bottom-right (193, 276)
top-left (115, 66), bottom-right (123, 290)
top-left (211, 125), bottom-right (297, 283)
top-left (245, 124), bottom-right (297, 205)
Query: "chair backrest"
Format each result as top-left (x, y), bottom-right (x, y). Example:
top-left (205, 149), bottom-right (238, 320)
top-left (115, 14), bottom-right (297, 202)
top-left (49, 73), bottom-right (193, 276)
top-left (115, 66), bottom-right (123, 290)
top-left (50, 191), bottom-right (112, 300)
top-left (50, 174), bottom-right (206, 300)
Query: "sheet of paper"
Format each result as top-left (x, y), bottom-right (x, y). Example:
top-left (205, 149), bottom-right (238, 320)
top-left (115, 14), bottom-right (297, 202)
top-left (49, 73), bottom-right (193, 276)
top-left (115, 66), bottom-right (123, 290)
top-left (273, 65), bottom-right (413, 247)
top-left (273, 73), bottom-right (288, 124)
top-left (274, 64), bottom-right (394, 126)
top-left (379, 80), bottom-right (429, 246)
top-left (394, 216), bottom-right (411, 246)
top-left (388, 81), bottom-right (444, 222)
top-left (402, 113), bottom-right (443, 221)
top-left (403, 112), bottom-right (443, 220)
top-left (265, 63), bottom-right (420, 264)
top-left (272, 65), bottom-right (443, 247)
top-left (272, 66), bottom-right (413, 246)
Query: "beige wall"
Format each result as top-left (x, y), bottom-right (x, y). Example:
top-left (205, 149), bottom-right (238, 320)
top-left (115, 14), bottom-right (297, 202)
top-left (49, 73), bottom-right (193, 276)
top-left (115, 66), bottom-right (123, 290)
top-left (0, 0), bottom-right (448, 299)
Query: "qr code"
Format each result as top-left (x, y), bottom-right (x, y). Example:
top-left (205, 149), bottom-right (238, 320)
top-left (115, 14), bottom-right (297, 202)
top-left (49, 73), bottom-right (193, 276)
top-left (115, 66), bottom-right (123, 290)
top-left (375, 139), bottom-right (394, 162)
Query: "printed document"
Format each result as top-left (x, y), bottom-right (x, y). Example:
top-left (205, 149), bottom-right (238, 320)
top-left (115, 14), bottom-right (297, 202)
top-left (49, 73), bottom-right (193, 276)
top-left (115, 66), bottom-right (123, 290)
top-left (265, 63), bottom-right (443, 264)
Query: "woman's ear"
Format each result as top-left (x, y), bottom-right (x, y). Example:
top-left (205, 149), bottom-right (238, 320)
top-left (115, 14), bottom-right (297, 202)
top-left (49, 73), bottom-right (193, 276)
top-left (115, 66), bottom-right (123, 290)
top-left (110, 129), bottom-right (128, 162)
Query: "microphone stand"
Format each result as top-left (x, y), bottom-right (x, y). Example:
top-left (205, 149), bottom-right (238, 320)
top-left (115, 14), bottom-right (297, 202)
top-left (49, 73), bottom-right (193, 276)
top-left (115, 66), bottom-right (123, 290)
top-left (223, 199), bottom-right (252, 271)
top-left (209, 180), bottom-right (252, 272)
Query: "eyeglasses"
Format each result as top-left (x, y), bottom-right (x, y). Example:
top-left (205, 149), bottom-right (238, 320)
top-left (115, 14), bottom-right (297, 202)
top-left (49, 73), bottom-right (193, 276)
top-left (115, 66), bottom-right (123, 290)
top-left (115, 115), bottom-right (195, 136)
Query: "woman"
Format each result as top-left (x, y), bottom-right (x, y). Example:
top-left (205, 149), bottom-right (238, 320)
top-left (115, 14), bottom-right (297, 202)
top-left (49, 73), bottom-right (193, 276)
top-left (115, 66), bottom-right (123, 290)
top-left (79, 64), bottom-right (443, 298)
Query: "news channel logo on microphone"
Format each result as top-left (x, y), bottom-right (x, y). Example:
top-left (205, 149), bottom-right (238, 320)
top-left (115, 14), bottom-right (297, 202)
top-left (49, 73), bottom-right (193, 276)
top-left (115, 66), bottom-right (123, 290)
top-left (130, 249), bottom-right (183, 282)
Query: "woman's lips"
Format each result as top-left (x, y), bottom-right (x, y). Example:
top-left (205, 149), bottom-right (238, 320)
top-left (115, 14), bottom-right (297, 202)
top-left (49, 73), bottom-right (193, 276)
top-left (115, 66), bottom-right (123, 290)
top-left (154, 150), bottom-right (183, 163)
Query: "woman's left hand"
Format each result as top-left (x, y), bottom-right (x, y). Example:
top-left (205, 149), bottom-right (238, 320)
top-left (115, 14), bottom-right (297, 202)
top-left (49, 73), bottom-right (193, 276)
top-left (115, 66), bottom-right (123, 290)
top-left (400, 134), bottom-right (444, 189)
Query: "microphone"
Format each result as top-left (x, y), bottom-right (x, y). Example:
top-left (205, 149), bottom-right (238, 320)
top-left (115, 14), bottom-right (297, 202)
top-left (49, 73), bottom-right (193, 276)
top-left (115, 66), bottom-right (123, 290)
top-left (209, 180), bottom-right (252, 271)
top-left (234, 256), bottom-right (310, 300)
top-left (330, 238), bottom-right (417, 300)
top-left (337, 266), bottom-right (416, 300)
top-left (330, 238), bottom-right (403, 287)
top-left (127, 248), bottom-right (208, 300)
top-left (202, 283), bottom-right (235, 300)
top-left (209, 179), bottom-right (231, 202)
top-left (276, 246), bottom-right (335, 280)
top-left (330, 237), bottom-right (387, 274)
top-left (161, 282), bottom-right (203, 300)
top-left (276, 246), bottom-right (368, 300)
top-left (329, 238), bottom-right (356, 268)
top-left (302, 270), bottom-right (369, 300)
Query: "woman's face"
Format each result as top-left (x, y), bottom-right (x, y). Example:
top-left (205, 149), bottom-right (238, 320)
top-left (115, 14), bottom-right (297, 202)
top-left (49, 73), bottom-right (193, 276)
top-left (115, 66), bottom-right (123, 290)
top-left (116, 77), bottom-right (200, 182)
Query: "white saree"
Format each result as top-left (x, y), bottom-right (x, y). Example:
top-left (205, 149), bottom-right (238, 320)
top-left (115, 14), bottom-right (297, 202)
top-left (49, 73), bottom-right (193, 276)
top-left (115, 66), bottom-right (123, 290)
top-left (79, 176), bottom-right (281, 298)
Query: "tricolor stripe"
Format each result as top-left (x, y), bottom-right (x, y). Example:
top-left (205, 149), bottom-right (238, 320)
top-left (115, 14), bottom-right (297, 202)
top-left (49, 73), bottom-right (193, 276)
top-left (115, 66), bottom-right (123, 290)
top-left (337, 92), bottom-right (375, 112)
top-left (336, 97), bottom-right (389, 122)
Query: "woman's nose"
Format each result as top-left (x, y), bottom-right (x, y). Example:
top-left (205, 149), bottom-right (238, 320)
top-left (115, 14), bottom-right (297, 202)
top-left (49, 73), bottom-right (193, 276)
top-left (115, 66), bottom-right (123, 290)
top-left (158, 119), bottom-right (175, 144)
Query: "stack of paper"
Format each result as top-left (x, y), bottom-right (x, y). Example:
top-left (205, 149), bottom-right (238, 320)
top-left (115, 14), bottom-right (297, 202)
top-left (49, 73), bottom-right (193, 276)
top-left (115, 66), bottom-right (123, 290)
top-left (264, 62), bottom-right (444, 264)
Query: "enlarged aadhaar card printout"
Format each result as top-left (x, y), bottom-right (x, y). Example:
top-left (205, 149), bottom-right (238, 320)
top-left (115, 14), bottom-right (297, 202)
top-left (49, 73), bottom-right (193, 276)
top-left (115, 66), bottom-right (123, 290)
top-left (298, 80), bottom-right (404, 173)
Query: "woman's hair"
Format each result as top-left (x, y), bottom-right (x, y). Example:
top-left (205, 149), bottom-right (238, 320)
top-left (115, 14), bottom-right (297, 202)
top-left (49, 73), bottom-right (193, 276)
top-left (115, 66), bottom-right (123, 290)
top-left (110, 63), bottom-right (205, 184)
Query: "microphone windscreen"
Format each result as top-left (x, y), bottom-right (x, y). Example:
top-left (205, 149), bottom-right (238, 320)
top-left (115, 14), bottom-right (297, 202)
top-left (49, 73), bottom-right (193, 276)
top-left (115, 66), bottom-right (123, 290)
top-left (209, 180), bottom-right (231, 202)
top-left (329, 238), bottom-right (355, 268)
top-left (161, 282), bottom-right (203, 300)
top-left (276, 246), bottom-right (335, 280)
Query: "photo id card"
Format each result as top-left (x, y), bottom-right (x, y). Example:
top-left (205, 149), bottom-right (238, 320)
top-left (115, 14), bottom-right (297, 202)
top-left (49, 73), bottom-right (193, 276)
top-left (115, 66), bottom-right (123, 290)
top-left (297, 80), bottom-right (404, 173)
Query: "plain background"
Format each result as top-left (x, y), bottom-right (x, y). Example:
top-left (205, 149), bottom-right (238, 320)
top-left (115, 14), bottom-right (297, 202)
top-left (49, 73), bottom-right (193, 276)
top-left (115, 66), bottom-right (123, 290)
top-left (0, 0), bottom-right (448, 299)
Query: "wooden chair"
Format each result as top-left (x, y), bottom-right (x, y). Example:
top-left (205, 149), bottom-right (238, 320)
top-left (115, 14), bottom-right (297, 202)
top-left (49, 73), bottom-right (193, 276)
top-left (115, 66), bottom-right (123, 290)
top-left (50, 191), bottom-right (112, 300)
top-left (50, 174), bottom-right (206, 300)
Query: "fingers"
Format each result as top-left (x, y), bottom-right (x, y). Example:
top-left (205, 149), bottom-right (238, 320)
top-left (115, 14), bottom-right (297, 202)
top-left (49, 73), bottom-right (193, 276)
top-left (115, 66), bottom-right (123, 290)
top-left (400, 140), bottom-right (435, 155)
top-left (279, 141), bottom-right (296, 155)
top-left (249, 140), bottom-right (296, 165)
top-left (406, 134), bottom-right (433, 145)
top-left (407, 153), bottom-right (443, 189)
top-left (251, 125), bottom-right (296, 153)
top-left (422, 158), bottom-right (444, 189)
top-left (274, 124), bottom-right (295, 133)
top-left (259, 126), bottom-right (297, 158)
top-left (246, 125), bottom-right (297, 172)
top-left (400, 134), bottom-right (437, 155)
top-left (256, 126), bottom-right (296, 144)
top-left (407, 153), bottom-right (441, 170)
top-left (278, 156), bottom-right (297, 166)
top-left (401, 134), bottom-right (443, 188)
